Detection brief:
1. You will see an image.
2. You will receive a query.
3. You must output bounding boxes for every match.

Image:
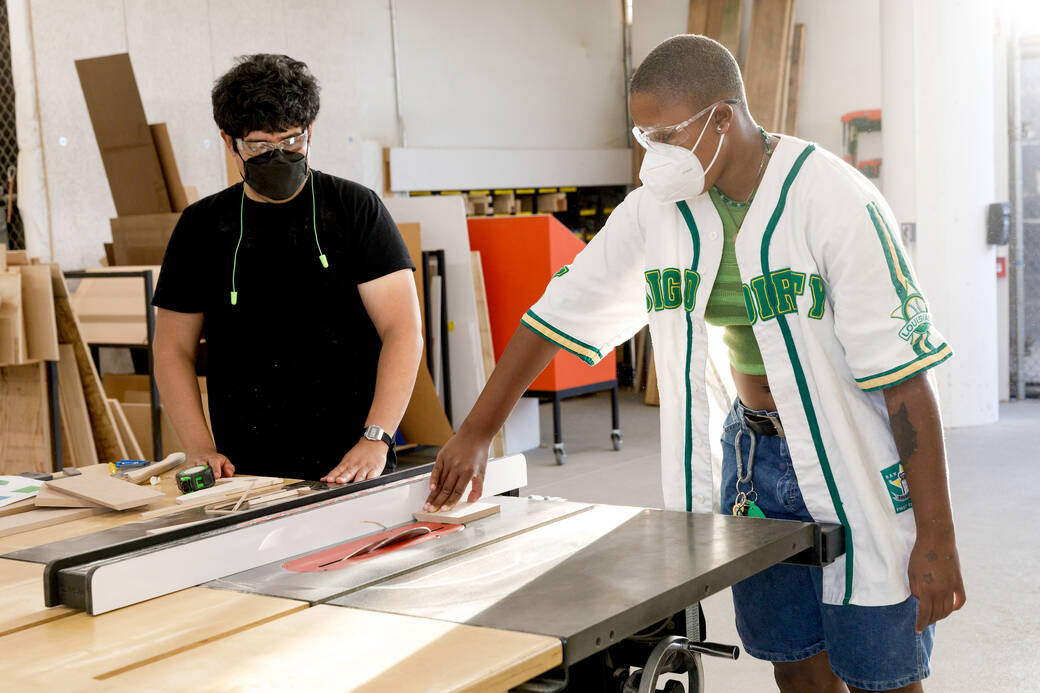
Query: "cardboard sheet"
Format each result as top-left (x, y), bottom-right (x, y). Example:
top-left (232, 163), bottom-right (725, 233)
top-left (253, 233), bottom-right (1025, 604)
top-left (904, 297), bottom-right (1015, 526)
top-left (74, 54), bottom-right (171, 216)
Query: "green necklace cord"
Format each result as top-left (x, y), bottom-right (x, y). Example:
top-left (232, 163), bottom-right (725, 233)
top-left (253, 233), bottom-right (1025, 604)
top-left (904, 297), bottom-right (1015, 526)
top-left (231, 172), bottom-right (324, 307)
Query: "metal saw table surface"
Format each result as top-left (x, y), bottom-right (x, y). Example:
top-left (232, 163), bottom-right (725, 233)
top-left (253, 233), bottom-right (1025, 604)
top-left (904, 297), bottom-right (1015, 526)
top-left (328, 502), bottom-right (817, 665)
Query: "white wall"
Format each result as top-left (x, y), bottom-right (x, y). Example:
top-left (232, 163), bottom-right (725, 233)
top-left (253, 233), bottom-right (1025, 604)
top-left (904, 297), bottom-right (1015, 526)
top-left (10, 0), bottom-right (626, 270)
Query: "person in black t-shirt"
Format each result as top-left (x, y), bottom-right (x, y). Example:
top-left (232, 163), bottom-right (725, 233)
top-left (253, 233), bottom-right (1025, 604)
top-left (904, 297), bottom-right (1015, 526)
top-left (152, 54), bottom-right (422, 483)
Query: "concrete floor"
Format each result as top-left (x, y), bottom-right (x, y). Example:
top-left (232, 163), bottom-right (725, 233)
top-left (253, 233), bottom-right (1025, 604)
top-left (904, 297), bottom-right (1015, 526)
top-left (521, 390), bottom-right (1040, 692)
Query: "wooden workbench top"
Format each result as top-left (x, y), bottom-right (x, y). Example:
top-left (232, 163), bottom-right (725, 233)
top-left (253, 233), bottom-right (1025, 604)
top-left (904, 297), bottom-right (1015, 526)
top-left (104, 605), bottom-right (562, 692)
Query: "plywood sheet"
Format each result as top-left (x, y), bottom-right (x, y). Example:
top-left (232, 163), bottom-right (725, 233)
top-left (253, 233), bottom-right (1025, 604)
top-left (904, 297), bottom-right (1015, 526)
top-left (74, 54), bottom-right (170, 217)
top-left (34, 482), bottom-right (99, 508)
top-left (743, 0), bottom-right (795, 133)
top-left (46, 473), bottom-right (163, 511)
top-left (0, 364), bottom-right (50, 475)
top-left (19, 265), bottom-right (59, 362)
top-left (0, 586), bottom-right (305, 682)
top-left (58, 344), bottom-right (98, 467)
top-left (108, 605), bottom-right (561, 692)
top-left (0, 559), bottom-right (76, 637)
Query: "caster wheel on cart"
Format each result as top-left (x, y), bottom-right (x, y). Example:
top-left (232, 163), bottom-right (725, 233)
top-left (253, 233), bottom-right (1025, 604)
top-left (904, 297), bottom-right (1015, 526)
top-left (611, 430), bottom-right (623, 451)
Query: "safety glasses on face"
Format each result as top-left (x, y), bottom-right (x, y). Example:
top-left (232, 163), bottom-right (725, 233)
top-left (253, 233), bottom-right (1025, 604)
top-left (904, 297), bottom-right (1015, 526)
top-left (632, 99), bottom-right (740, 153)
top-left (235, 130), bottom-right (309, 157)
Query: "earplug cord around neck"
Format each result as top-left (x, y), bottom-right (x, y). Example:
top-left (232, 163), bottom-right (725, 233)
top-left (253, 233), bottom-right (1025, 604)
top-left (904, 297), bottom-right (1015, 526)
top-left (230, 171), bottom-right (326, 306)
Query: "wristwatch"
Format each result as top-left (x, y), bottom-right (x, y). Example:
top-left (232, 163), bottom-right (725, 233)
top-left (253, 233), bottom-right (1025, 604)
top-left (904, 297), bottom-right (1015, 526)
top-left (362, 425), bottom-right (395, 450)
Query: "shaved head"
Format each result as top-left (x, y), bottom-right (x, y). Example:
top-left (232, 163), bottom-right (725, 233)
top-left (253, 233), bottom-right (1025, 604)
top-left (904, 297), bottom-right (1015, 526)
top-left (631, 34), bottom-right (745, 112)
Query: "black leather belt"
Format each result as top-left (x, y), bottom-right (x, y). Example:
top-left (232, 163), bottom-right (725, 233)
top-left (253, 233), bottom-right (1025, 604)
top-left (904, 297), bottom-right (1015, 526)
top-left (743, 411), bottom-right (786, 438)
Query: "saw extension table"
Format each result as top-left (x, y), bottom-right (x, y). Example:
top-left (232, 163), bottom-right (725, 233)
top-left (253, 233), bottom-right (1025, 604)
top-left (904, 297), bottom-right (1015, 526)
top-left (0, 454), bottom-right (842, 692)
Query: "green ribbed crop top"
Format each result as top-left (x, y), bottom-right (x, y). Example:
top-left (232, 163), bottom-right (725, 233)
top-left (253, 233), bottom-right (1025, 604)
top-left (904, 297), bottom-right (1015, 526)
top-left (704, 187), bottom-right (766, 375)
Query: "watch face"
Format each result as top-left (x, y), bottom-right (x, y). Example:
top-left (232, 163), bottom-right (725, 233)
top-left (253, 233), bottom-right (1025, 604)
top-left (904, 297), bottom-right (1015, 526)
top-left (365, 425), bottom-right (382, 441)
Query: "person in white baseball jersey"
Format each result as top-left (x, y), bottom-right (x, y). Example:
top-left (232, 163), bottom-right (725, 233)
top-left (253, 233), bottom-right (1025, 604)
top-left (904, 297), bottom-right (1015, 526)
top-left (425, 35), bottom-right (965, 692)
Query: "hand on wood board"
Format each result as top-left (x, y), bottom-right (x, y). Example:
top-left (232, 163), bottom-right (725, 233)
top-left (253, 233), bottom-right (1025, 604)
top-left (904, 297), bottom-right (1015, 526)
top-left (424, 431), bottom-right (489, 513)
top-left (321, 439), bottom-right (387, 485)
top-left (189, 451), bottom-right (234, 480)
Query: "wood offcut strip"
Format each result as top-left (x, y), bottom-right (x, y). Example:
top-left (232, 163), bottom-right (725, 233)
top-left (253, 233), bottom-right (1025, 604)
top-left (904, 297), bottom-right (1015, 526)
top-left (471, 252), bottom-right (505, 458)
top-left (785, 24), bottom-right (807, 136)
top-left (743, 0), bottom-right (795, 133)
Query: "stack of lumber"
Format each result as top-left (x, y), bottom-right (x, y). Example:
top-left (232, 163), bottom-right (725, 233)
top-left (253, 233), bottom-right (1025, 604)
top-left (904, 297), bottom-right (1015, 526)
top-left (0, 251), bottom-right (125, 474)
top-left (75, 53), bottom-right (199, 267)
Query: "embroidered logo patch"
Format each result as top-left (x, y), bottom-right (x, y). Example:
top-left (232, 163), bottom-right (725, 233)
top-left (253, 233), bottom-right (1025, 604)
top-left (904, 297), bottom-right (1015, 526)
top-left (890, 291), bottom-right (932, 344)
top-left (553, 266), bottom-right (570, 278)
top-left (881, 462), bottom-right (912, 513)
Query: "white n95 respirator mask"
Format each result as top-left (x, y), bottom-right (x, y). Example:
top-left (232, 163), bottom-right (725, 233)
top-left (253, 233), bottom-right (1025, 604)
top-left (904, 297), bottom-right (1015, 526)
top-left (638, 104), bottom-right (724, 204)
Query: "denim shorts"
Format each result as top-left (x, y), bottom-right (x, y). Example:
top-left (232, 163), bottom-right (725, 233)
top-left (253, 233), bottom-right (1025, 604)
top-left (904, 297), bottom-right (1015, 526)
top-left (720, 398), bottom-right (934, 691)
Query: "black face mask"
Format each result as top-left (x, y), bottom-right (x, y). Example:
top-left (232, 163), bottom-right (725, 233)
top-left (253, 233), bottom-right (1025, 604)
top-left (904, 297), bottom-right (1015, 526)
top-left (240, 148), bottom-right (309, 201)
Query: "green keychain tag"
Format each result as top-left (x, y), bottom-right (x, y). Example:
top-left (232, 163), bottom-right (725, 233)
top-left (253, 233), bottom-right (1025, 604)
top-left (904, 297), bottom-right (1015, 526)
top-left (746, 500), bottom-right (766, 519)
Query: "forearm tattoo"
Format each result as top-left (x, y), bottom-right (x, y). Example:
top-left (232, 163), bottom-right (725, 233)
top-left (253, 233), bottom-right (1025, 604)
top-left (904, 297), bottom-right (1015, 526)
top-left (890, 402), bottom-right (919, 464)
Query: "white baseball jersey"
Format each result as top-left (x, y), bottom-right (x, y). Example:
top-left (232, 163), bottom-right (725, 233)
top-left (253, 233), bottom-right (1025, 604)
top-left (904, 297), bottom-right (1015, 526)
top-left (521, 135), bottom-right (952, 607)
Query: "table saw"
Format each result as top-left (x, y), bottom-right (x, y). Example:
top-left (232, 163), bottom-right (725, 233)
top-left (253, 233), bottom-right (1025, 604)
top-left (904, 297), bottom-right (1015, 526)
top-left (0, 454), bottom-right (842, 692)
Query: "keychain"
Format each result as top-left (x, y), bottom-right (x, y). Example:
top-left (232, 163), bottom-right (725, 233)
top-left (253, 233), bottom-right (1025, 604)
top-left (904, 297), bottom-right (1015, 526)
top-left (732, 428), bottom-right (767, 518)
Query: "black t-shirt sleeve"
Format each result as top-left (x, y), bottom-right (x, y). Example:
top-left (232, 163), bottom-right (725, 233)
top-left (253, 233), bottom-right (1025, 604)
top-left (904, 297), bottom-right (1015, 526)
top-left (352, 188), bottom-right (415, 284)
top-left (152, 205), bottom-right (206, 313)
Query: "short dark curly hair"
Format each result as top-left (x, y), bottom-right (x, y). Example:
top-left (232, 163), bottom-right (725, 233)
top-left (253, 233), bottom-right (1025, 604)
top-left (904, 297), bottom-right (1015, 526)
top-left (631, 35), bottom-right (744, 112)
top-left (212, 54), bottom-right (320, 139)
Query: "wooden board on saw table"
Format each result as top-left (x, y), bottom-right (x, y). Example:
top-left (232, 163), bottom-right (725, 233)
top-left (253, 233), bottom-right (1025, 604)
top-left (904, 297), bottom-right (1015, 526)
top-left (34, 482), bottom-right (101, 508)
top-left (413, 501), bottom-right (501, 525)
top-left (0, 559), bottom-right (76, 637)
top-left (103, 604), bottom-right (562, 692)
top-left (0, 586), bottom-right (306, 683)
top-left (46, 473), bottom-right (163, 511)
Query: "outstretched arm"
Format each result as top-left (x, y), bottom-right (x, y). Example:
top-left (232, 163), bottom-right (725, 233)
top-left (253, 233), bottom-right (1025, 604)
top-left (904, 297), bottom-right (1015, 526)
top-left (423, 326), bottom-right (560, 511)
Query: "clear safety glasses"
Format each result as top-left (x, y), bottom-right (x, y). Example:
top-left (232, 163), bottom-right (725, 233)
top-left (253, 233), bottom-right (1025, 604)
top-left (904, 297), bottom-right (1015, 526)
top-left (235, 130), bottom-right (309, 157)
top-left (632, 99), bottom-right (740, 153)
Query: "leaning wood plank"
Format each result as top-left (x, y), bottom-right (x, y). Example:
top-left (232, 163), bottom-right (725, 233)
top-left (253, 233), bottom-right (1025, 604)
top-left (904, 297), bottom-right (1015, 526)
top-left (0, 559), bottom-right (76, 637)
top-left (0, 269), bottom-right (25, 364)
top-left (57, 344), bottom-right (99, 467)
top-left (108, 398), bottom-right (144, 461)
top-left (743, 0), bottom-right (795, 133)
top-left (19, 264), bottom-right (59, 362)
top-left (0, 507), bottom-right (106, 539)
top-left (46, 473), bottom-right (164, 511)
top-left (471, 252), bottom-right (505, 458)
top-left (51, 267), bottom-right (123, 462)
top-left (34, 482), bottom-right (101, 508)
top-left (105, 398), bottom-right (131, 461)
top-left (0, 363), bottom-right (50, 475)
top-left (705, 0), bottom-right (743, 57)
top-left (784, 24), bottom-right (807, 136)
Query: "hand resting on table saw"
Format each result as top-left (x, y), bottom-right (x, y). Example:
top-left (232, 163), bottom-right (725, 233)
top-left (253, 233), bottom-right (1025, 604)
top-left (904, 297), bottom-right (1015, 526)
top-left (321, 438), bottom-right (387, 484)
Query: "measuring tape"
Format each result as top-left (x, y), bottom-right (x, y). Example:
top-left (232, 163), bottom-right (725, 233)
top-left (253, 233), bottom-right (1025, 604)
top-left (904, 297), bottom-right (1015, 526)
top-left (175, 465), bottom-right (216, 494)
